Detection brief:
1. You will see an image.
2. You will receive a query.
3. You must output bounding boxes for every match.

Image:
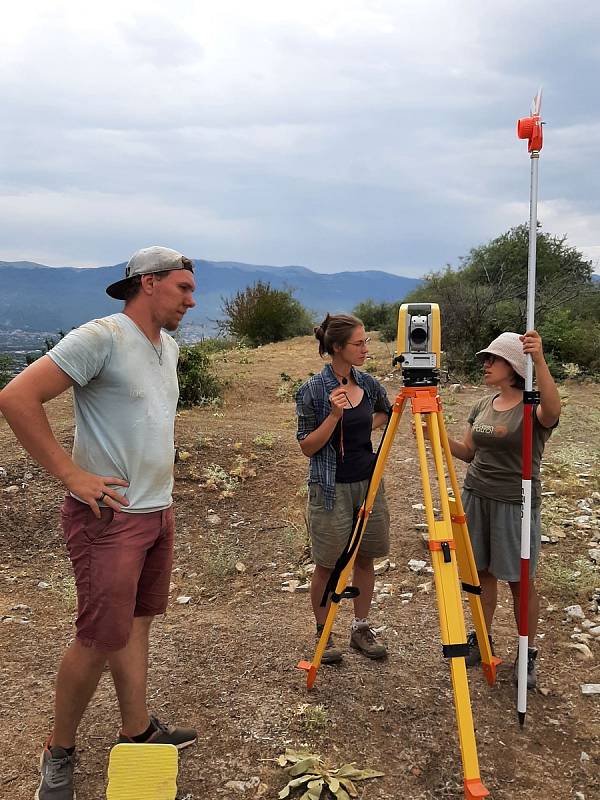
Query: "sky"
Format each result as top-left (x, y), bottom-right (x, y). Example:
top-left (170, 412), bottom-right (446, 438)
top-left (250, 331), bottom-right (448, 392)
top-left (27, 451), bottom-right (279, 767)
top-left (1, 0), bottom-right (599, 277)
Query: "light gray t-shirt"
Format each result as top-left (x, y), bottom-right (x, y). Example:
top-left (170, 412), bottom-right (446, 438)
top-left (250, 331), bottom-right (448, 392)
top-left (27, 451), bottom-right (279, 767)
top-left (48, 313), bottom-right (179, 513)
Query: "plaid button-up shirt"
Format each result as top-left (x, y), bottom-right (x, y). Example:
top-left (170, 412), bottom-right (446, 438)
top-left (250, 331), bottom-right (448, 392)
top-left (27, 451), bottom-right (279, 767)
top-left (295, 363), bottom-right (391, 510)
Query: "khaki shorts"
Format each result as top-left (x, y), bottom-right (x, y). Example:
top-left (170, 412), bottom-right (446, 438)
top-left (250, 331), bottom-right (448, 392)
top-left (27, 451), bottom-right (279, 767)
top-left (462, 489), bottom-right (541, 582)
top-left (307, 480), bottom-right (390, 569)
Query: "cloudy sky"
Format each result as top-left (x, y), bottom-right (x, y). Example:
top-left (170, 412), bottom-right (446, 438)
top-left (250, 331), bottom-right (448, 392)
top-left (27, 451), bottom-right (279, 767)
top-left (1, 1), bottom-right (599, 276)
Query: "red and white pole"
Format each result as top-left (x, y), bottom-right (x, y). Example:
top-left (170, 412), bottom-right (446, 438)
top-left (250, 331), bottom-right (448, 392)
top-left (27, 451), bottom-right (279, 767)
top-left (516, 90), bottom-right (543, 727)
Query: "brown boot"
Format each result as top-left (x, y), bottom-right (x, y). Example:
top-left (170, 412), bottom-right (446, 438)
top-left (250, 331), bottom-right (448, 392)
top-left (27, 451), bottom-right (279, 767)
top-left (350, 624), bottom-right (387, 659)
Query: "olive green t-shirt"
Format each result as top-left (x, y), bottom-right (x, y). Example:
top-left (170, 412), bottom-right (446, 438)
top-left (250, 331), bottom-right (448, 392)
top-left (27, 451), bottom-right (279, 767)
top-left (462, 394), bottom-right (556, 506)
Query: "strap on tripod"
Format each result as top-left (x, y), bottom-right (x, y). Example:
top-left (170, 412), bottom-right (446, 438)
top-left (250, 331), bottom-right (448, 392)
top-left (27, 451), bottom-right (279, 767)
top-left (320, 409), bottom-right (392, 608)
top-left (442, 643), bottom-right (470, 659)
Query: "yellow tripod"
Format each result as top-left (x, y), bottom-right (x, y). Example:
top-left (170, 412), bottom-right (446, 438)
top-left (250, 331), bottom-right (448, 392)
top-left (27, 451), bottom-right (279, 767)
top-left (298, 305), bottom-right (501, 800)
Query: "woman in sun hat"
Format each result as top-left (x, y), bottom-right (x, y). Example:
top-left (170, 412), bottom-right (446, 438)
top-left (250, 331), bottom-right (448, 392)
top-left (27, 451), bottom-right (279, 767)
top-left (295, 313), bottom-right (391, 666)
top-left (445, 329), bottom-right (561, 689)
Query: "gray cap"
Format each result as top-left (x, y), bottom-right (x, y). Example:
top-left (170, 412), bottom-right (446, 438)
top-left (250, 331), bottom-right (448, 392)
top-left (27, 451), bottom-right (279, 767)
top-left (106, 246), bottom-right (194, 299)
top-left (476, 332), bottom-right (526, 378)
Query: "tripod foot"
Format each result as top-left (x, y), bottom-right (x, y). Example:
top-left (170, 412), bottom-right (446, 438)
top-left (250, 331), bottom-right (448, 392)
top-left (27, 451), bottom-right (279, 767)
top-left (464, 778), bottom-right (489, 799)
top-left (481, 656), bottom-right (502, 686)
top-left (297, 660), bottom-right (318, 690)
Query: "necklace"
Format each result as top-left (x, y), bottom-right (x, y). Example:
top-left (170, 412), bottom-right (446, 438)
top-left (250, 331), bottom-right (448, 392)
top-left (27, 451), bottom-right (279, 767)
top-left (149, 335), bottom-right (163, 365)
top-left (333, 368), bottom-right (351, 385)
top-left (331, 368), bottom-right (354, 409)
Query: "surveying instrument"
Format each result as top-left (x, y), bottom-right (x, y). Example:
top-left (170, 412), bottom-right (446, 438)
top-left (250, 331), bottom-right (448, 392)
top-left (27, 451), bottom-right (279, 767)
top-left (298, 303), bottom-right (501, 799)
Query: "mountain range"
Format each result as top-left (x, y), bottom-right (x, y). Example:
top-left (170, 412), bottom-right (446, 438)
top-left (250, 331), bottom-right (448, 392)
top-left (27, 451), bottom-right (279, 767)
top-left (0, 258), bottom-right (421, 335)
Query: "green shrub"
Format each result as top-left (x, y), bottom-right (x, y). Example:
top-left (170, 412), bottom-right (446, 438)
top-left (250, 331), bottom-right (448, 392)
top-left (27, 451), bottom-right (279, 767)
top-left (380, 312), bottom-right (401, 343)
top-left (352, 299), bottom-right (400, 331)
top-left (537, 310), bottom-right (600, 378)
top-left (177, 344), bottom-right (223, 409)
top-left (218, 281), bottom-right (313, 346)
top-left (0, 354), bottom-right (13, 389)
top-left (277, 372), bottom-right (304, 402)
top-left (193, 336), bottom-right (238, 355)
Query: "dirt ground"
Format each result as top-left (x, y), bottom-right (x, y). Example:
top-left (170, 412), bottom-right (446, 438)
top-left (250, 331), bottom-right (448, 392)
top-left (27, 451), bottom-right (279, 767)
top-left (1, 334), bottom-right (599, 800)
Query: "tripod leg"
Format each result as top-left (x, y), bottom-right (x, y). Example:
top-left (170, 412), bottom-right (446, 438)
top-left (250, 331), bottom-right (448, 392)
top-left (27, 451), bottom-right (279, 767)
top-left (415, 413), bottom-right (489, 799)
top-left (437, 411), bottom-right (501, 685)
top-left (298, 397), bottom-right (406, 689)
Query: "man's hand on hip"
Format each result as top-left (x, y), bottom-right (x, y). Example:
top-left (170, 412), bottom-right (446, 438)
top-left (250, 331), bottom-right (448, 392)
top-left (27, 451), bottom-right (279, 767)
top-left (64, 467), bottom-right (130, 518)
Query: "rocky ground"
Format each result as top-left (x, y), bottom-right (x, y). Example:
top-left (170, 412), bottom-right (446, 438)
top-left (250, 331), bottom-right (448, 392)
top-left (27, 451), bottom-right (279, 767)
top-left (1, 334), bottom-right (599, 800)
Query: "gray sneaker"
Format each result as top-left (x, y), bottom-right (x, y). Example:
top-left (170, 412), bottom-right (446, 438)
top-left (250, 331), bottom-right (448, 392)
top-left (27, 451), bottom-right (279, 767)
top-left (35, 743), bottom-right (75, 800)
top-left (117, 716), bottom-right (197, 750)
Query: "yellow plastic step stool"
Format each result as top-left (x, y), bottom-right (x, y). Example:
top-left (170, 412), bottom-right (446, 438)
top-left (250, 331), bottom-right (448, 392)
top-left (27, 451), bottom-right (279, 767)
top-left (106, 743), bottom-right (178, 800)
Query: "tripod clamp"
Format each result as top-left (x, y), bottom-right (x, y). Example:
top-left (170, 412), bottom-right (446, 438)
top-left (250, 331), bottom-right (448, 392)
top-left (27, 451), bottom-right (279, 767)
top-left (330, 586), bottom-right (360, 603)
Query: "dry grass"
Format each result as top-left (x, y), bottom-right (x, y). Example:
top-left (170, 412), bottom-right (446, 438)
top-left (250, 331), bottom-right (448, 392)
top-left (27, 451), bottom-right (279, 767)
top-left (539, 555), bottom-right (599, 603)
top-left (293, 702), bottom-right (330, 733)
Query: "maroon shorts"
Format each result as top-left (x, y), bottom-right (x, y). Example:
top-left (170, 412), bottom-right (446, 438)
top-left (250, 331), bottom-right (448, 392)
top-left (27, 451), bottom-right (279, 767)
top-left (60, 496), bottom-right (174, 651)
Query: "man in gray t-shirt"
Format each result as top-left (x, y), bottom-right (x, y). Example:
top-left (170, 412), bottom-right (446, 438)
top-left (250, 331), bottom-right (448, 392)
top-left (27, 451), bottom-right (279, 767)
top-left (0, 246), bottom-right (198, 800)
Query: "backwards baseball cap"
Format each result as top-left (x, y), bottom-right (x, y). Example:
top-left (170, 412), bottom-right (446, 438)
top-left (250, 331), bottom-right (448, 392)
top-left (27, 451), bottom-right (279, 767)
top-left (476, 332), bottom-right (526, 378)
top-left (106, 245), bottom-right (194, 300)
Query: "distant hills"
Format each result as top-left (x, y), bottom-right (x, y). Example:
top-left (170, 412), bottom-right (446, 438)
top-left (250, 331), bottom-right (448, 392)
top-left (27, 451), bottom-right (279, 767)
top-left (0, 258), bottom-right (421, 335)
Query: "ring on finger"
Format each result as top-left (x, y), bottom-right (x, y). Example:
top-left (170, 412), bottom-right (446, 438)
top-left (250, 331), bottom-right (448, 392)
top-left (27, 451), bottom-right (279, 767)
top-left (99, 491), bottom-right (106, 502)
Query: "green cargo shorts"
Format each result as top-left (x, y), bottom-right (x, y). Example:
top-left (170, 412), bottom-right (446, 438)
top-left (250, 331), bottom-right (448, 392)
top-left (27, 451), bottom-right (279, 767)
top-left (462, 489), bottom-right (541, 582)
top-left (307, 480), bottom-right (390, 569)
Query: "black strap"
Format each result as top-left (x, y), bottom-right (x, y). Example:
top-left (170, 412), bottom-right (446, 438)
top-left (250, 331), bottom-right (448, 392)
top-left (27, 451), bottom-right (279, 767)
top-left (461, 582), bottom-right (482, 595)
top-left (320, 505), bottom-right (361, 607)
top-left (319, 411), bottom-right (393, 608)
top-left (442, 643), bottom-right (470, 659)
top-left (523, 389), bottom-right (540, 405)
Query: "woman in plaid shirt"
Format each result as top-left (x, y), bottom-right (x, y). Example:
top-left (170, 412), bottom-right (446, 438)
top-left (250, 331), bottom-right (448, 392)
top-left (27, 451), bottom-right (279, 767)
top-left (296, 313), bottom-right (392, 664)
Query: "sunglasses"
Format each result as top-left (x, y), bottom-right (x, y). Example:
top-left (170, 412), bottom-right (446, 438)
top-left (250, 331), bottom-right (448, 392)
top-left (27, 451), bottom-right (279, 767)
top-left (483, 354), bottom-right (509, 366)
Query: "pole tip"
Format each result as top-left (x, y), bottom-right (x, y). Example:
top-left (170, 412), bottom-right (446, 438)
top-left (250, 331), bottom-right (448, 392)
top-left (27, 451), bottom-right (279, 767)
top-left (518, 711), bottom-right (526, 728)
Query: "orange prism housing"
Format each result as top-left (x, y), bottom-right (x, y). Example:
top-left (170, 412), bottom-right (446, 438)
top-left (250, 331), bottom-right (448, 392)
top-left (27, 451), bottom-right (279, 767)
top-left (517, 115), bottom-right (543, 152)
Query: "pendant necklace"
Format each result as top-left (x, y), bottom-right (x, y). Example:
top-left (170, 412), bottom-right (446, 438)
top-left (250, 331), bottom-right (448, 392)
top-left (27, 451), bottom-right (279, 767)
top-left (333, 368), bottom-right (350, 386)
top-left (331, 367), bottom-right (353, 463)
top-left (150, 335), bottom-right (163, 365)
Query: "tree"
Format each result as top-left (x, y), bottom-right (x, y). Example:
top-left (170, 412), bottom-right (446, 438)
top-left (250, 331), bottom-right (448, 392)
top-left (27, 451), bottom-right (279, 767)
top-left (219, 281), bottom-right (314, 346)
top-left (460, 224), bottom-right (592, 321)
top-left (352, 299), bottom-right (400, 332)
top-left (403, 225), bottom-right (598, 377)
top-left (25, 330), bottom-right (70, 365)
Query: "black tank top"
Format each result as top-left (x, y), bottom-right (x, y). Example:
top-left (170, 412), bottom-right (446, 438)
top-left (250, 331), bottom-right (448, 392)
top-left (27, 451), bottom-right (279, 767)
top-left (333, 393), bottom-right (376, 483)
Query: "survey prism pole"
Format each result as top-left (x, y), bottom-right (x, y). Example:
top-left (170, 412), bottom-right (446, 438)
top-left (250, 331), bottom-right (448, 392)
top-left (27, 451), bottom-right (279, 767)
top-left (516, 89), bottom-right (543, 727)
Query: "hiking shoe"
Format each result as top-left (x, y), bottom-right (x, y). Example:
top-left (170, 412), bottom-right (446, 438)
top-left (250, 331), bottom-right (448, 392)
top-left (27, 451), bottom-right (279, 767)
top-left (35, 742), bottom-right (76, 800)
top-left (350, 624), bottom-right (387, 660)
top-left (319, 633), bottom-right (343, 664)
top-left (118, 716), bottom-right (197, 750)
top-left (465, 630), bottom-right (494, 668)
top-left (513, 648), bottom-right (538, 690)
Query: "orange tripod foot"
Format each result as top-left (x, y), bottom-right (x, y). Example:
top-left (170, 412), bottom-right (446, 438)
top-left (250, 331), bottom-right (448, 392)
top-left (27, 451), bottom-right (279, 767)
top-left (482, 656), bottom-right (502, 687)
top-left (297, 660), bottom-right (317, 689)
top-left (464, 778), bottom-right (489, 799)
